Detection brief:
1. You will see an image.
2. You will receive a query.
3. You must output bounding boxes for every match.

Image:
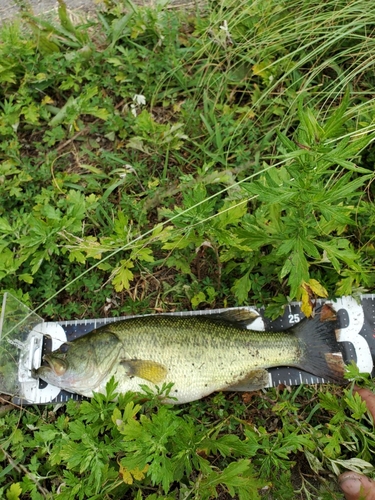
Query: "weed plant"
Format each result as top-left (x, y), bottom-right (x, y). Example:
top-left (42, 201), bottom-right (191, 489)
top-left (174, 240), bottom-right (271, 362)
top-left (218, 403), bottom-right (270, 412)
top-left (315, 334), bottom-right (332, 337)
top-left (0, 0), bottom-right (375, 318)
top-left (1, 371), bottom-right (375, 499)
top-left (1, 0), bottom-right (375, 498)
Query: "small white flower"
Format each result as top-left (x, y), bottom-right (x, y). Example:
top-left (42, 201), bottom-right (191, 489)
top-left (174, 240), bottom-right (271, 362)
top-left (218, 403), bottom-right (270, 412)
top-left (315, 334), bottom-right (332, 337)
top-left (133, 94), bottom-right (146, 106)
top-left (220, 20), bottom-right (229, 33)
top-left (219, 20), bottom-right (232, 45)
top-left (130, 94), bottom-right (146, 117)
top-left (118, 164), bottom-right (136, 178)
top-left (118, 163), bottom-right (137, 179)
top-left (130, 104), bottom-right (137, 117)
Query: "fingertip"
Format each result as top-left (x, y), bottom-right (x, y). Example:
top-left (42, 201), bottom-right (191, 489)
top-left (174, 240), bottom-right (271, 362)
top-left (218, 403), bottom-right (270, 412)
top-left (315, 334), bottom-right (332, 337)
top-left (339, 472), bottom-right (375, 500)
top-left (353, 386), bottom-right (375, 421)
top-left (339, 474), bottom-right (361, 497)
top-left (354, 386), bottom-right (373, 398)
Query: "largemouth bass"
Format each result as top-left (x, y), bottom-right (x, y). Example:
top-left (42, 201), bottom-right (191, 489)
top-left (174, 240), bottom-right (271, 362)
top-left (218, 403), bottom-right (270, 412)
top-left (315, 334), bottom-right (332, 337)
top-left (34, 309), bottom-right (345, 404)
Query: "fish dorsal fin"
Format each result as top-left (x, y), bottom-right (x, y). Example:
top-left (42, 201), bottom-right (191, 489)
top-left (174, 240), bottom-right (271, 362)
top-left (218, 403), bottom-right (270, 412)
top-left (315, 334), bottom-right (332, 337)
top-left (121, 359), bottom-right (168, 384)
top-left (202, 308), bottom-right (259, 329)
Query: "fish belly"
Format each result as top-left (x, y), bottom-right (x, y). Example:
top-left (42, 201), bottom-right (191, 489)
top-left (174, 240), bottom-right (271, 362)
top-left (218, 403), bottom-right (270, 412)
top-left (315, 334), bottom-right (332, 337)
top-left (98, 341), bottom-right (298, 404)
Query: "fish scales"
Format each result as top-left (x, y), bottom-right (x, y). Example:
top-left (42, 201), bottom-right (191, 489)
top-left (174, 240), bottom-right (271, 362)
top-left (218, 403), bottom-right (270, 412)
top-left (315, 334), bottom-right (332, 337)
top-left (109, 316), bottom-right (301, 365)
top-left (34, 310), bottom-right (345, 404)
top-left (104, 316), bottom-right (302, 401)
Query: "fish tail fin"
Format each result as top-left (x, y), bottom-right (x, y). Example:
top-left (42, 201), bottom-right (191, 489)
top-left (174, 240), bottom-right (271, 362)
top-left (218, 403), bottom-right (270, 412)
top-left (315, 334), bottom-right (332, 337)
top-left (293, 310), bottom-right (345, 383)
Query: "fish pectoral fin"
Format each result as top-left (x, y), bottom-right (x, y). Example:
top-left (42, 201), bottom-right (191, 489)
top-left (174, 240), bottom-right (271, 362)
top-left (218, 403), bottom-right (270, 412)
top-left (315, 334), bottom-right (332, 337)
top-left (223, 368), bottom-right (270, 392)
top-left (120, 359), bottom-right (168, 384)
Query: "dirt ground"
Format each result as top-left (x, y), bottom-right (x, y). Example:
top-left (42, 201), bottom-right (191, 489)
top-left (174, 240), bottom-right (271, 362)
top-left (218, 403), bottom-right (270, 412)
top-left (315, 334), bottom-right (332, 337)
top-left (1, 0), bottom-right (204, 24)
top-left (1, 0), bottom-right (92, 23)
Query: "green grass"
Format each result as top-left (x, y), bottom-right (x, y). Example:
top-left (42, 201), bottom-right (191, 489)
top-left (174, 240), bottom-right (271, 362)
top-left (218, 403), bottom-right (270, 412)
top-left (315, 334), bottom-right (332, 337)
top-left (1, 373), bottom-right (375, 499)
top-left (1, 0), bottom-right (375, 497)
top-left (1, 0), bottom-right (375, 318)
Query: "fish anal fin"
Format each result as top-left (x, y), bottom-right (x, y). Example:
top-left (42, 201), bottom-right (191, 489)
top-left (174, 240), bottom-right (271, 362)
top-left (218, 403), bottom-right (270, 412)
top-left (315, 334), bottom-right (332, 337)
top-left (223, 368), bottom-right (269, 392)
top-left (121, 359), bottom-right (168, 384)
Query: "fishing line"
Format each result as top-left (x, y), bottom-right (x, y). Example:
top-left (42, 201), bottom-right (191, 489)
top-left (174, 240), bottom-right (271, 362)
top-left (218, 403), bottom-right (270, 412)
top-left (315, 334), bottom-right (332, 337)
top-left (1, 158), bottom-right (284, 339)
top-left (3, 123), bottom-right (373, 337)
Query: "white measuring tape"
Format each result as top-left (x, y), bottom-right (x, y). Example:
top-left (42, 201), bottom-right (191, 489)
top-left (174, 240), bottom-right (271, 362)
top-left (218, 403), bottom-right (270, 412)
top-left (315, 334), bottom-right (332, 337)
top-left (2, 295), bottom-right (374, 404)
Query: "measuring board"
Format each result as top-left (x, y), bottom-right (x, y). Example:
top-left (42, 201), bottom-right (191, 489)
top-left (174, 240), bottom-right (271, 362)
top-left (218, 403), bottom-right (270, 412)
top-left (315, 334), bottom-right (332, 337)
top-left (0, 293), bottom-right (374, 405)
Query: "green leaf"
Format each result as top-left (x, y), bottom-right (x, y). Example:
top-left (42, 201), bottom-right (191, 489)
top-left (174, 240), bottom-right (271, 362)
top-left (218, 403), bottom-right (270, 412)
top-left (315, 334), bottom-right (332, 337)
top-left (41, 204), bottom-right (62, 220)
top-left (199, 459), bottom-right (262, 500)
top-left (22, 102), bottom-right (40, 124)
top-left (344, 391), bottom-right (369, 420)
top-left (344, 361), bottom-right (372, 384)
top-left (49, 95), bottom-right (77, 126)
top-left (302, 239), bottom-right (320, 259)
top-left (277, 130), bottom-right (297, 153)
top-left (276, 238), bottom-right (296, 257)
top-left (324, 155), bottom-right (371, 174)
top-left (326, 174), bottom-right (372, 201)
top-left (6, 483), bottom-right (22, 500)
top-left (316, 239), bottom-right (360, 272)
top-left (333, 458), bottom-right (374, 476)
top-left (134, 247), bottom-right (154, 263)
top-left (237, 222), bottom-right (276, 250)
top-left (191, 291), bottom-right (206, 308)
top-left (231, 272), bottom-right (252, 304)
top-left (68, 249), bottom-right (86, 264)
top-left (322, 429), bottom-right (342, 458)
top-left (322, 88), bottom-right (350, 139)
top-left (305, 450), bottom-right (324, 474)
top-left (287, 244), bottom-right (309, 298)
top-left (244, 180), bottom-right (295, 204)
top-left (57, 0), bottom-right (79, 36)
top-left (201, 434), bottom-right (252, 458)
top-left (38, 428), bottom-right (58, 442)
top-left (84, 106), bottom-right (109, 121)
top-left (111, 12), bottom-right (134, 46)
top-left (111, 260), bottom-right (134, 292)
top-left (298, 101), bottom-right (324, 143)
top-left (215, 200), bottom-right (248, 228)
top-left (19, 273), bottom-right (33, 284)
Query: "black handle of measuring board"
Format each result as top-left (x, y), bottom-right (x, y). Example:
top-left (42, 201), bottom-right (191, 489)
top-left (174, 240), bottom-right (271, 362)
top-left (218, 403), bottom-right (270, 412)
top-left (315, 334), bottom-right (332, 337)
top-left (41, 296), bottom-right (375, 404)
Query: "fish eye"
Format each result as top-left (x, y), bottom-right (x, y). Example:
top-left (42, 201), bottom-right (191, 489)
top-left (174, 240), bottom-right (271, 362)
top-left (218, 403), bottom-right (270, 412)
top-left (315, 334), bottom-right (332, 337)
top-left (59, 343), bottom-right (70, 354)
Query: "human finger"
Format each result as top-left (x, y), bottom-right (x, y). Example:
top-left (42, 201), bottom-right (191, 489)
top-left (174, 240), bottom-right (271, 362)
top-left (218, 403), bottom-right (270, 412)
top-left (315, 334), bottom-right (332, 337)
top-left (339, 471), bottom-right (375, 500)
top-left (354, 386), bottom-right (375, 421)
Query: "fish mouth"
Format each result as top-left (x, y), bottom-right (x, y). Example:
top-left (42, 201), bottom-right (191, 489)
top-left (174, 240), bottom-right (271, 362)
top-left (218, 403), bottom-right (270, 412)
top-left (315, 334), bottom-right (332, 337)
top-left (43, 354), bottom-right (67, 376)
